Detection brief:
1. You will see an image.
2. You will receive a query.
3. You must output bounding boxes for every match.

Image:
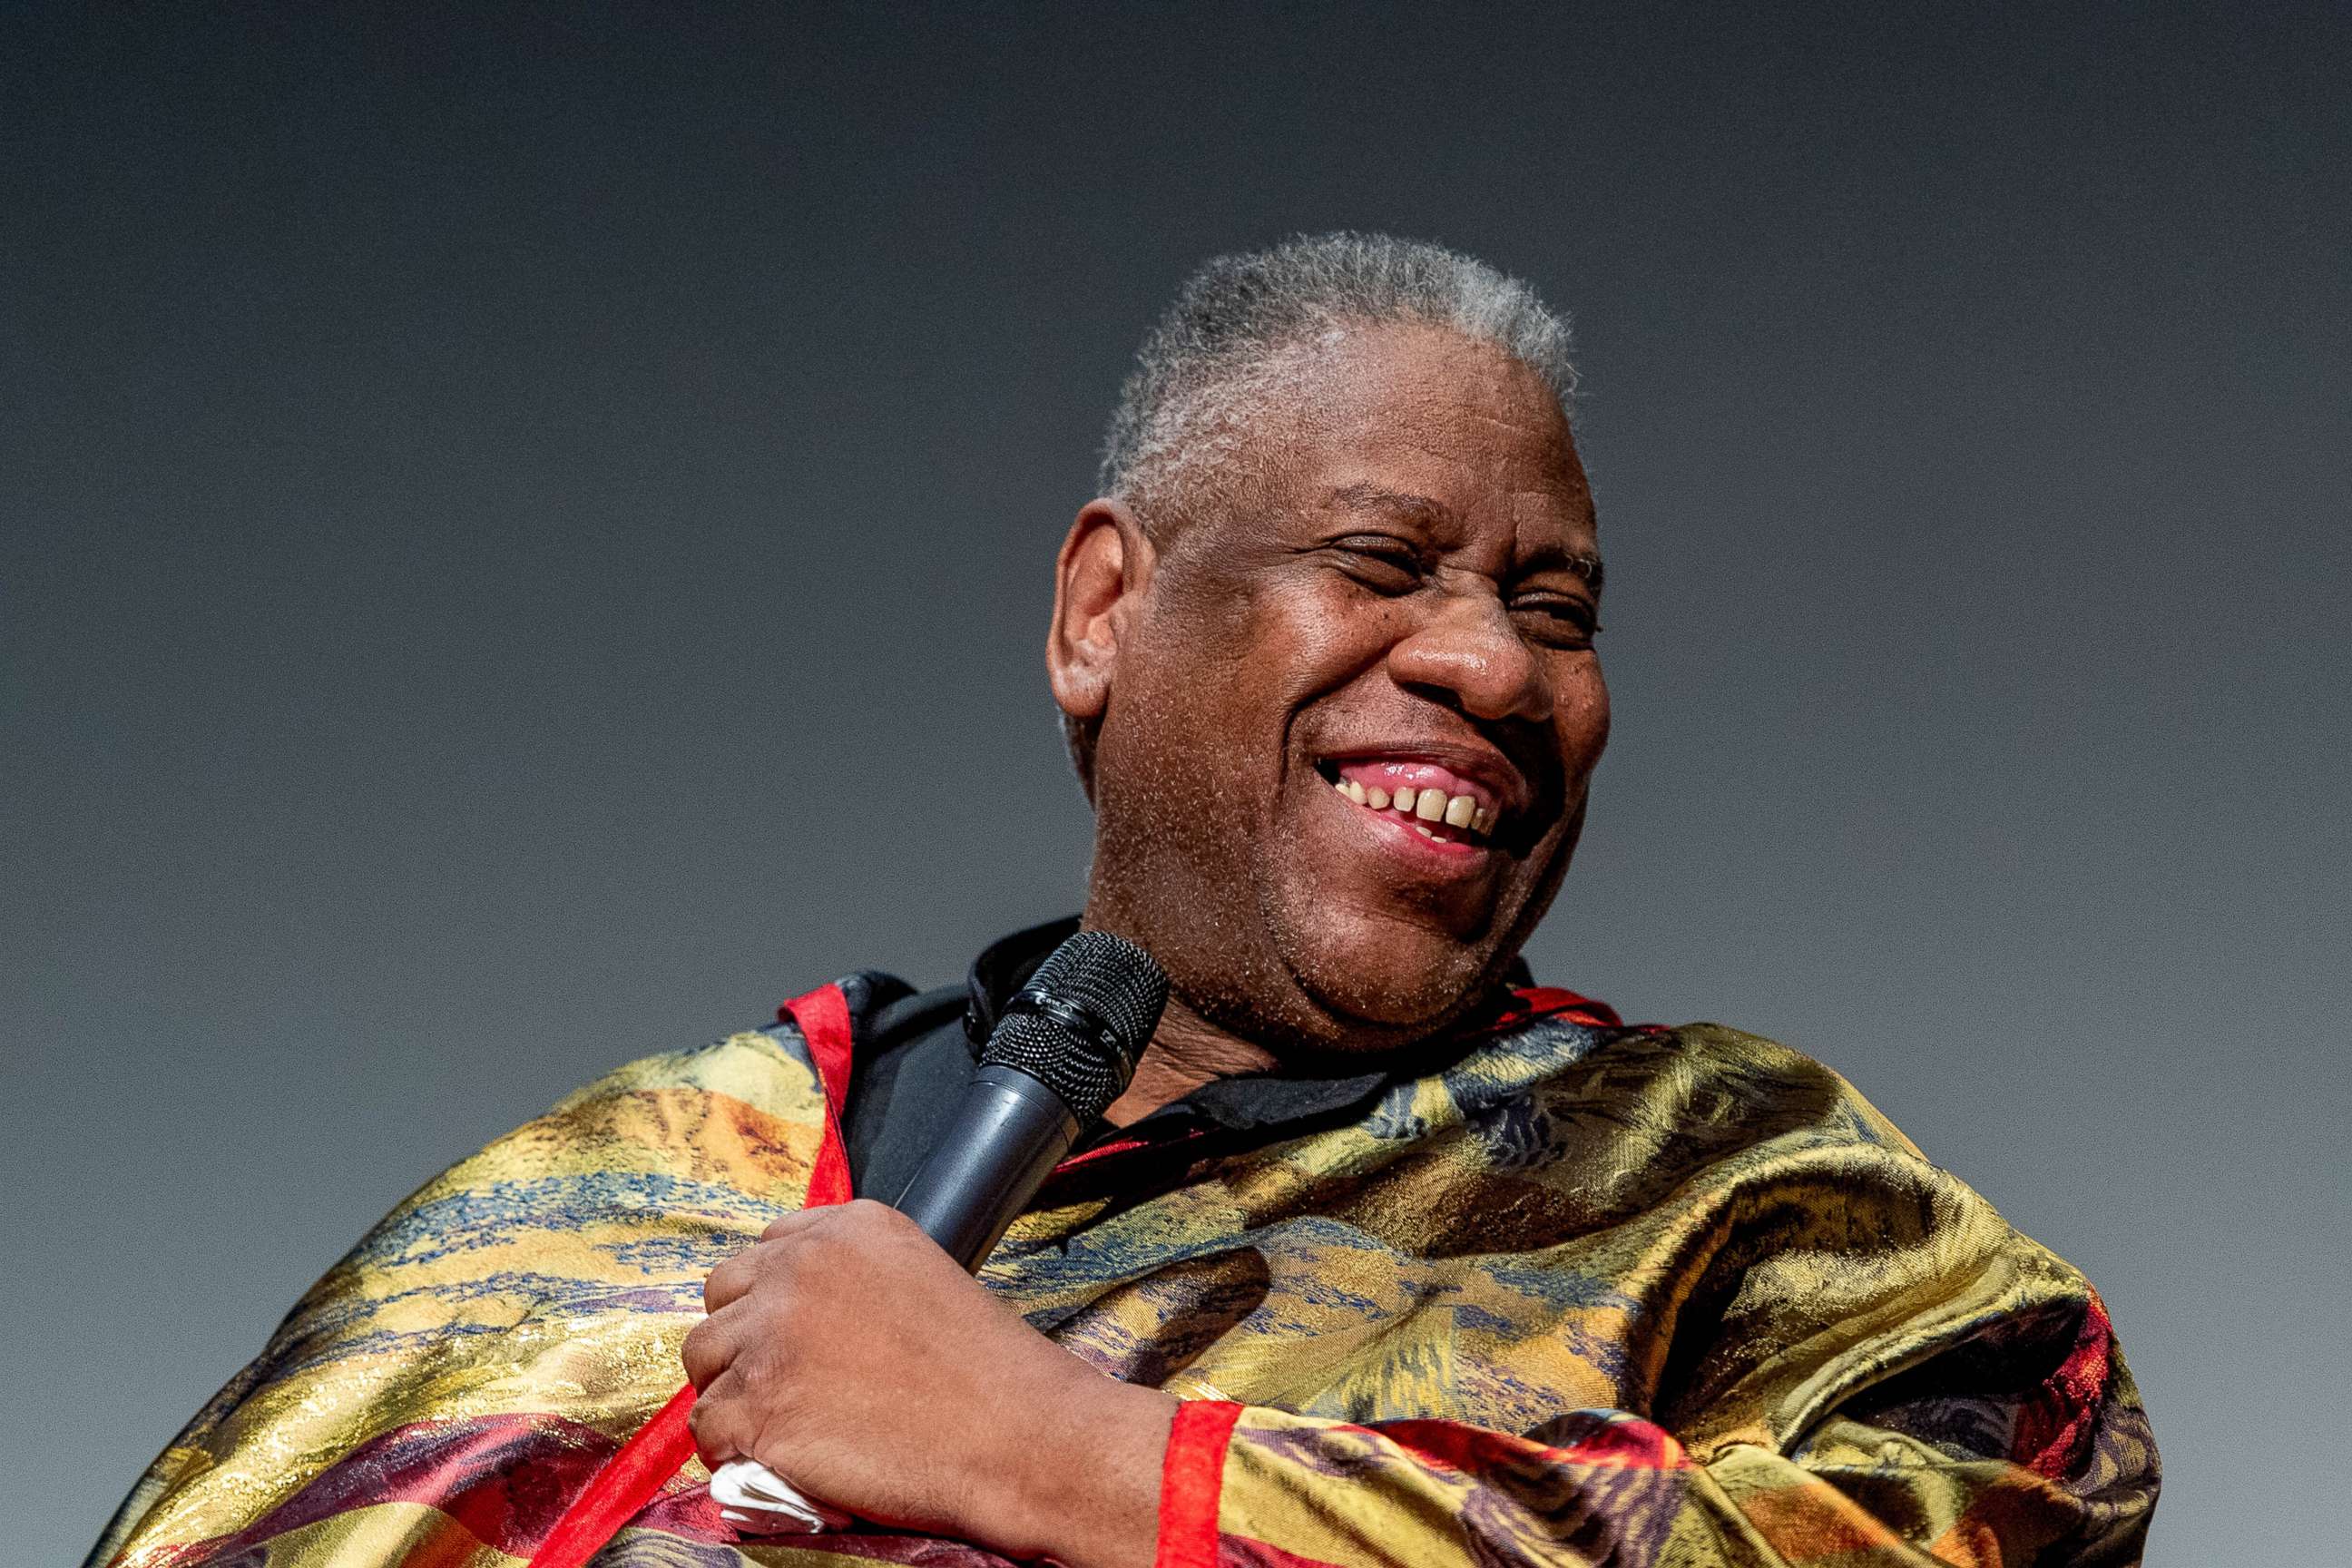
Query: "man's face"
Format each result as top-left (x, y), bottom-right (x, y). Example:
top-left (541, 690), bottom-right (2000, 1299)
top-left (1075, 322), bottom-right (1609, 1055)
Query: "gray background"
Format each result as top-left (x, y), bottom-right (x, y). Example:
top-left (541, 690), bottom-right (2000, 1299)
top-left (6, 5), bottom-right (2344, 1563)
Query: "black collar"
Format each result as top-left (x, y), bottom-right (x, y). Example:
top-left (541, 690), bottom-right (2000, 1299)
top-left (957, 916), bottom-right (1532, 1139)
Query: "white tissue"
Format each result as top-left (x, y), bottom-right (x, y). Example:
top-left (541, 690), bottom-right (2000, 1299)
top-left (708, 1458), bottom-right (856, 1534)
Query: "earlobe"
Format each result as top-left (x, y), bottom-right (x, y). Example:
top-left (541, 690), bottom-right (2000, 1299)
top-left (1046, 499), bottom-right (1151, 724)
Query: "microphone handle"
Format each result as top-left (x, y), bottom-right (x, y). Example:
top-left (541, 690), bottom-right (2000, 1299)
top-left (893, 1063), bottom-right (1083, 1269)
top-left (712, 1063), bottom-right (1085, 1534)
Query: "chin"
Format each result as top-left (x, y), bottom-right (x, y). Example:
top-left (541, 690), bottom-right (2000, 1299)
top-left (1281, 924), bottom-right (1501, 1044)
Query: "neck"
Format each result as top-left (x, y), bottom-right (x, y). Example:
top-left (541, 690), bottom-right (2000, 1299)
top-left (1101, 991), bottom-right (1278, 1127)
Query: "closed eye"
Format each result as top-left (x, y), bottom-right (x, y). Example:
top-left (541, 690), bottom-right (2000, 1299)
top-left (1329, 535), bottom-right (1426, 594)
top-left (1511, 593), bottom-right (1601, 649)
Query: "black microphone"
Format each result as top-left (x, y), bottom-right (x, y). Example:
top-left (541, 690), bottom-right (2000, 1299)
top-left (892, 929), bottom-right (1169, 1268)
top-left (709, 929), bottom-right (1167, 1533)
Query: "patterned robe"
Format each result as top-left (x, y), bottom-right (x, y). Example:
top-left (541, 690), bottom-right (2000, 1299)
top-left (85, 981), bottom-right (2157, 1568)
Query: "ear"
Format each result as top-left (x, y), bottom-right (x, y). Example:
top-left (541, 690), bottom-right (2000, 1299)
top-left (1046, 498), bottom-right (1153, 727)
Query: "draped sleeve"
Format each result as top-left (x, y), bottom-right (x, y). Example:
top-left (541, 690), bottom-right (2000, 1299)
top-left (1148, 1026), bottom-right (2158, 1568)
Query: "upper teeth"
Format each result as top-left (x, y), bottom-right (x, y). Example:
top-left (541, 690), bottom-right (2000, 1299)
top-left (1332, 777), bottom-right (1496, 836)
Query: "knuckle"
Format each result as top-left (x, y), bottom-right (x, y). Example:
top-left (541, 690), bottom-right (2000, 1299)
top-left (845, 1197), bottom-right (911, 1237)
top-left (688, 1397), bottom-right (746, 1463)
top-left (704, 1250), bottom-right (752, 1304)
top-left (740, 1341), bottom-right (792, 1389)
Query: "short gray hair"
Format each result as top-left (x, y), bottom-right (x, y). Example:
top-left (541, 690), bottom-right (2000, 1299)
top-left (1098, 231), bottom-right (1577, 517)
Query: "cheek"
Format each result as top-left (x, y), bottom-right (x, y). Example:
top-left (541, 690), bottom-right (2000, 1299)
top-left (1282, 581), bottom-right (1407, 691)
top-left (1169, 577), bottom-right (1387, 736)
top-left (1555, 661), bottom-right (1611, 774)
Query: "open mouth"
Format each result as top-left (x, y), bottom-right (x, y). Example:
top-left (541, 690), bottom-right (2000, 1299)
top-left (1315, 759), bottom-right (1503, 848)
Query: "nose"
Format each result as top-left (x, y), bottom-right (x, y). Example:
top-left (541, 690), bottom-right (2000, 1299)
top-left (1384, 583), bottom-right (1554, 724)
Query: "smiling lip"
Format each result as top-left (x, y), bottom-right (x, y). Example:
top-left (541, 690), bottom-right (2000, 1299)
top-left (1340, 792), bottom-right (1490, 860)
top-left (1316, 751), bottom-right (1524, 858)
top-left (1318, 746), bottom-right (1529, 813)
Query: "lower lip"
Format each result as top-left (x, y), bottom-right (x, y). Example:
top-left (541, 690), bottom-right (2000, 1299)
top-left (1329, 789), bottom-right (1491, 866)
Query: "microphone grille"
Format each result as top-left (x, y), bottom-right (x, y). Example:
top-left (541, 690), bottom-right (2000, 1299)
top-left (982, 930), bottom-right (1169, 1123)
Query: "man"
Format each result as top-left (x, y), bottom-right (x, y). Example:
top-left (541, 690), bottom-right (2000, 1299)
top-left (88, 234), bottom-right (2158, 1568)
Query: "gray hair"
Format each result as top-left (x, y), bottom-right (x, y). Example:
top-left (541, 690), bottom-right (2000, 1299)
top-left (1097, 231), bottom-right (1577, 518)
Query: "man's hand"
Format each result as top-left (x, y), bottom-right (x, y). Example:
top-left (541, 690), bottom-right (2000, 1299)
top-left (682, 1200), bottom-right (1179, 1568)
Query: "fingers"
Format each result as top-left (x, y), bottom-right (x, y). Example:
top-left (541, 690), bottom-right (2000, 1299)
top-left (680, 1300), bottom-right (743, 1391)
top-left (707, 1211), bottom-right (829, 1314)
top-left (691, 1209), bottom-right (848, 1385)
top-left (691, 1200), bottom-right (928, 1419)
top-left (687, 1365), bottom-right (746, 1467)
top-left (760, 1206), bottom-right (835, 1242)
top-left (713, 1201), bottom-right (919, 1313)
top-left (687, 1338), bottom-right (811, 1471)
top-left (702, 1250), bottom-right (753, 1314)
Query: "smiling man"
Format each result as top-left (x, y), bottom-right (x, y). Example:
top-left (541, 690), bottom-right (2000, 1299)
top-left (89, 235), bottom-right (2158, 1568)
top-left (1064, 309), bottom-right (1608, 1078)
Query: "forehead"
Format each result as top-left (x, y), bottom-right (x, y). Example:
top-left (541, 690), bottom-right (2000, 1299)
top-left (1249, 321), bottom-right (1593, 546)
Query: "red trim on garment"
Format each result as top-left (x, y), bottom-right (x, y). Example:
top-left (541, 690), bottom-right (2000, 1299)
top-left (1499, 985), bottom-right (1626, 1030)
top-left (527, 983), bottom-right (858, 1568)
top-left (1053, 1126), bottom-right (1209, 1175)
top-left (784, 982), bottom-right (858, 1208)
top-left (523, 1386), bottom-right (699, 1568)
top-left (1057, 1135), bottom-right (1152, 1168)
top-left (2012, 1289), bottom-right (2116, 1480)
top-left (1155, 1400), bottom-right (1243, 1568)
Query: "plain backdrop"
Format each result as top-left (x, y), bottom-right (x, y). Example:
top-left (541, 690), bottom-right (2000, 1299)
top-left (6, 5), bottom-right (2345, 1564)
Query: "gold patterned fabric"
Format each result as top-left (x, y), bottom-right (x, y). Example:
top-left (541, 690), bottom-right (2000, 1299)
top-left (86, 987), bottom-right (2155, 1568)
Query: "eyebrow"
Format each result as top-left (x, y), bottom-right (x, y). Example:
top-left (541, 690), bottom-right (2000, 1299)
top-left (1330, 481), bottom-right (1456, 528)
top-left (1326, 482), bottom-right (1604, 591)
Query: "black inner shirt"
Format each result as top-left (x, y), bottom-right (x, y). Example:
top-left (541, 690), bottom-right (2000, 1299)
top-left (838, 917), bottom-right (1527, 1200)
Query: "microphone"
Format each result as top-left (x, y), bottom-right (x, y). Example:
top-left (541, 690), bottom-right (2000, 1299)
top-left (710, 929), bottom-right (1169, 1532)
